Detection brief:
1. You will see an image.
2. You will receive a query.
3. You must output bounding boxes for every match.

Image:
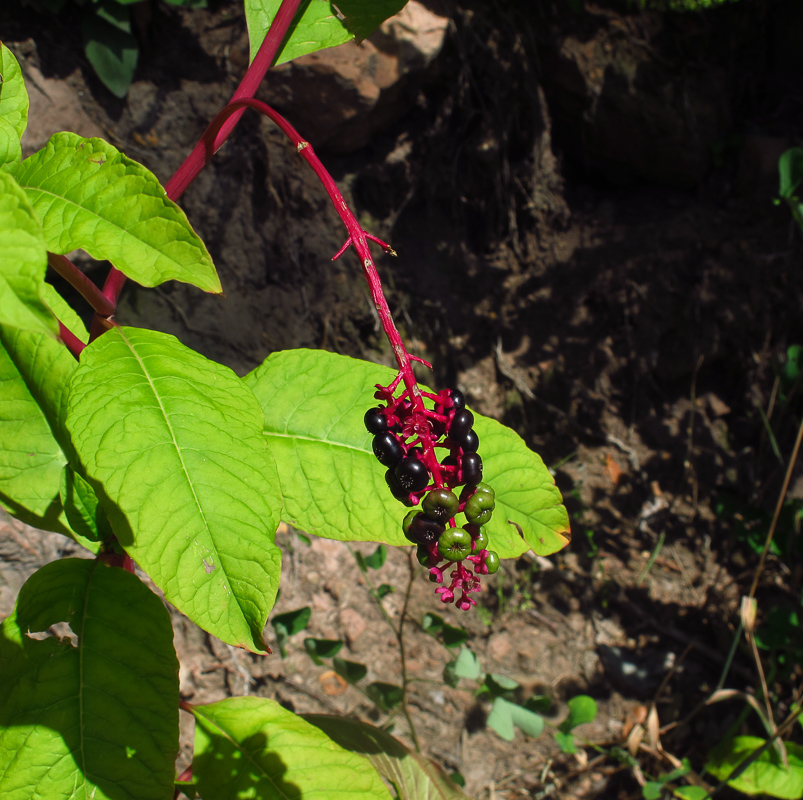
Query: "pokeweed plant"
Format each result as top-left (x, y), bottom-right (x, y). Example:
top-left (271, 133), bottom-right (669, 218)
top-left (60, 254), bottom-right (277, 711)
top-left (0, 1), bottom-right (570, 798)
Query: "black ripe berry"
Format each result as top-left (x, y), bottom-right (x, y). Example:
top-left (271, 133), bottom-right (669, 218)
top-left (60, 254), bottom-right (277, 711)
top-left (461, 452), bottom-right (483, 486)
top-left (364, 407), bottom-right (389, 434)
top-left (395, 453), bottom-right (429, 493)
top-left (449, 409), bottom-right (474, 440)
top-left (385, 469), bottom-right (414, 506)
top-left (372, 432), bottom-right (403, 467)
top-left (449, 388), bottom-right (466, 411)
top-left (403, 511), bottom-right (444, 545)
top-left (457, 429), bottom-right (479, 453)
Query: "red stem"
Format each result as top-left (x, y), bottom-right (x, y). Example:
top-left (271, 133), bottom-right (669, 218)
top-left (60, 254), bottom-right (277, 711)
top-left (202, 98), bottom-right (442, 484)
top-left (58, 321), bottom-right (85, 358)
top-left (48, 253), bottom-right (116, 317)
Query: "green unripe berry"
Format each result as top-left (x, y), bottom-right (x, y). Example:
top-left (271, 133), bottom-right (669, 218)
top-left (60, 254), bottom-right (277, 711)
top-left (484, 550), bottom-right (500, 574)
top-left (461, 482), bottom-right (494, 504)
top-left (464, 490), bottom-right (495, 525)
top-left (422, 487), bottom-right (459, 523)
top-left (437, 527), bottom-right (472, 562)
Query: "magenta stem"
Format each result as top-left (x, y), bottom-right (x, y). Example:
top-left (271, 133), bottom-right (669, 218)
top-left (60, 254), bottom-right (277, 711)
top-left (47, 253), bottom-right (116, 317)
top-left (203, 97), bottom-right (443, 484)
top-left (92, 0), bottom-right (305, 336)
top-left (58, 321), bottom-right (85, 358)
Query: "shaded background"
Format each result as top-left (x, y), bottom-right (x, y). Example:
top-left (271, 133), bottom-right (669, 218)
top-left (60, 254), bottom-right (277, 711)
top-left (1, 0), bottom-right (802, 797)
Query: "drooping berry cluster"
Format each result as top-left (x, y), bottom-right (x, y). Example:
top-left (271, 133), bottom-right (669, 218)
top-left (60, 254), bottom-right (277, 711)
top-left (365, 380), bottom-right (500, 611)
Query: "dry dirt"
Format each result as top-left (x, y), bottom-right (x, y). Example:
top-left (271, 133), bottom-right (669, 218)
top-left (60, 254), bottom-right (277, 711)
top-left (1, 1), bottom-right (802, 798)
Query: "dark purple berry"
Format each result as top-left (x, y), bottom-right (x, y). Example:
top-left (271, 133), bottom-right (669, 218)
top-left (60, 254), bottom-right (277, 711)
top-left (449, 388), bottom-right (466, 411)
top-left (364, 407), bottom-right (389, 434)
top-left (373, 432), bottom-right (403, 467)
top-left (403, 512), bottom-right (444, 545)
top-left (395, 454), bottom-right (429, 493)
top-left (461, 452), bottom-right (483, 486)
top-left (421, 488), bottom-right (459, 523)
top-left (385, 469), bottom-right (414, 506)
top-left (457, 429), bottom-right (479, 453)
top-left (449, 409), bottom-right (474, 440)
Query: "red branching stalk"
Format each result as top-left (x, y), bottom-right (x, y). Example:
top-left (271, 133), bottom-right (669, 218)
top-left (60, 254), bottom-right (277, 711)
top-left (197, 97), bottom-right (444, 486)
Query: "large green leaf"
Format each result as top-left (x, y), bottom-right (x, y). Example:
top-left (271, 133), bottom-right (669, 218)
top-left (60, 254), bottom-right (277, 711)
top-left (14, 132), bottom-right (221, 293)
top-left (706, 736), bottom-right (803, 799)
top-left (244, 0), bottom-right (408, 65)
top-left (191, 697), bottom-right (392, 800)
top-left (303, 714), bottom-right (470, 800)
top-left (244, 349), bottom-right (570, 558)
top-left (0, 558), bottom-right (179, 800)
top-left (0, 319), bottom-right (76, 534)
top-left (0, 43), bottom-right (29, 141)
top-left (66, 327), bottom-right (282, 652)
top-left (0, 170), bottom-right (57, 336)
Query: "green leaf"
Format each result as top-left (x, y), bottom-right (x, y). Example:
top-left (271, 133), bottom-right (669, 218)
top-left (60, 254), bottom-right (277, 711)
top-left (66, 327), bottom-right (282, 652)
top-left (560, 695), bottom-right (598, 732)
top-left (40, 281), bottom-right (90, 344)
top-left (0, 308), bottom-right (82, 535)
top-left (272, 606), bottom-right (312, 637)
top-left (82, 2), bottom-right (139, 98)
top-left (784, 345), bottom-right (802, 384)
top-left (486, 697), bottom-right (544, 741)
top-left (421, 612), bottom-right (444, 637)
top-left (487, 697), bottom-right (515, 741)
top-left (244, 0), bottom-right (407, 66)
top-left (60, 466), bottom-right (112, 543)
top-left (303, 715), bottom-right (471, 800)
top-left (706, 736), bottom-right (803, 799)
top-left (192, 697), bottom-right (392, 800)
top-left (483, 672), bottom-right (519, 698)
top-left (15, 132), bottom-right (221, 293)
top-left (554, 730), bottom-right (577, 754)
top-left (0, 558), bottom-right (179, 800)
top-left (270, 606), bottom-right (311, 656)
top-left (376, 583), bottom-right (394, 599)
top-left (364, 543), bottom-right (387, 569)
top-left (778, 147), bottom-right (803, 200)
top-left (0, 171), bottom-right (57, 336)
top-left (333, 657), bottom-right (368, 684)
top-left (642, 782), bottom-right (663, 799)
top-left (304, 637), bottom-right (343, 664)
top-left (509, 703), bottom-right (545, 739)
top-left (453, 647), bottom-right (481, 680)
top-left (674, 788), bottom-right (709, 800)
top-left (0, 117), bottom-right (22, 173)
top-left (0, 43), bottom-right (29, 142)
top-left (366, 681), bottom-right (404, 711)
top-left (245, 349), bottom-right (570, 558)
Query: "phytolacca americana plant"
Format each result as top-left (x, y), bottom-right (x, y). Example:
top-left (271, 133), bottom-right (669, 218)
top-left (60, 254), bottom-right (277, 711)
top-left (366, 384), bottom-right (500, 610)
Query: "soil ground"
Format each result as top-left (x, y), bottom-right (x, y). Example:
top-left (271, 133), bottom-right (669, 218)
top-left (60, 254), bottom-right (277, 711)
top-left (1, 1), bottom-right (802, 798)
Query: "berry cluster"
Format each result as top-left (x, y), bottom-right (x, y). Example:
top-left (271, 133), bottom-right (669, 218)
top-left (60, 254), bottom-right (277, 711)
top-left (365, 380), bottom-right (500, 611)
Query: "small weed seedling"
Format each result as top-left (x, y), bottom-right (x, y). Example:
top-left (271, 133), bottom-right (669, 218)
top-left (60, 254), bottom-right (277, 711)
top-left (0, 2), bottom-right (570, 798)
